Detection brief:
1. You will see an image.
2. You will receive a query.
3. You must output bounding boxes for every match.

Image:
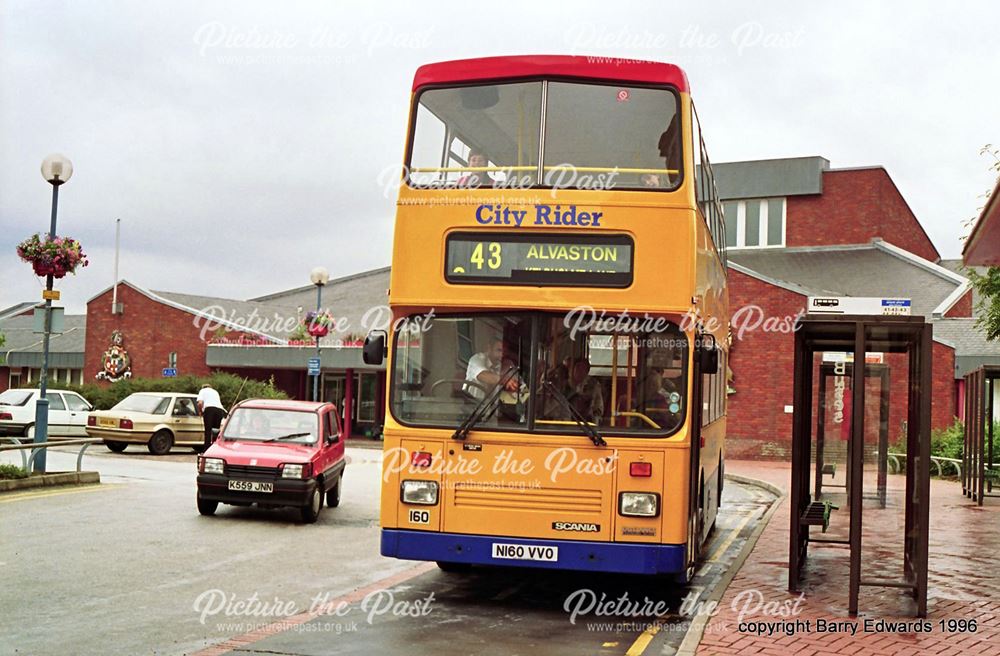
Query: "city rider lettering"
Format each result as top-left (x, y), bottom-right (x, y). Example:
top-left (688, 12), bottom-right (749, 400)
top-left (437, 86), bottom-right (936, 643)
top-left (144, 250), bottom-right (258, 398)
top-left (534, 205), bottom-right (602, 227)
top-left (475, 205), bottom-right (528, 227)
top-left (475, 204), bottom-right (602, 228)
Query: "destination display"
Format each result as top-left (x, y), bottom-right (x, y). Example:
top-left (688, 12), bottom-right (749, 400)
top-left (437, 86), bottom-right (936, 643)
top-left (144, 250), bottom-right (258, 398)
top-left (445, 232), bottom-right (633, 287)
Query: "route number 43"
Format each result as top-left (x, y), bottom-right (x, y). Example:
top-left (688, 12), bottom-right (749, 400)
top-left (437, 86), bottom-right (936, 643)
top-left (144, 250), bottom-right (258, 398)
top-left (470, 242), bottom-right (502, 270)
top-left (409, 509), bottom-right (430, 524)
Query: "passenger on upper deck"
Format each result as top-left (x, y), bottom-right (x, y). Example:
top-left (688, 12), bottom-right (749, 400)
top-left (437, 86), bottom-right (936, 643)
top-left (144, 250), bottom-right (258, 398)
top-left (456, 149), bottom-right (494, 189)
top-left (641, 174), bottom-right (662, 188)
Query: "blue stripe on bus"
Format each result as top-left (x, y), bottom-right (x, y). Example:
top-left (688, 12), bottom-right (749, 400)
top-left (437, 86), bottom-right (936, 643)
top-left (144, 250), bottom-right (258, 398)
top-left (381, 529), bottom-right (687, 575)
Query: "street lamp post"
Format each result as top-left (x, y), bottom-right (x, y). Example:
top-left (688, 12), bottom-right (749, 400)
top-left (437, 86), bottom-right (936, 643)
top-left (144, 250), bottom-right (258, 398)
top-left (33, 154), bottom-right (74, 473)
top-left (309, 266), bottom-right (329, 402)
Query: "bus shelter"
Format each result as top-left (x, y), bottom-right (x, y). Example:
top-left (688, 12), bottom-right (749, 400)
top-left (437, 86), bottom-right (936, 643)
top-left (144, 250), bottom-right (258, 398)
top-left (964, 365), bottom-right (1000, 505)
top-left (813, 362), bottom-right (891, 507)
top-left (789, 315), bottom-right (931, 617)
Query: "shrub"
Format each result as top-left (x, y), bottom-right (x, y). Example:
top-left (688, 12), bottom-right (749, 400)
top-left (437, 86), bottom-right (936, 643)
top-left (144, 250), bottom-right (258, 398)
top-left (930, 418), bottom-right (964, 461)
top-left (0, 463), bottom-right (29, 480)
top-left (22, 372), bottom-right (287, 410)
top-left (892, 419), bottom-right (959, 459)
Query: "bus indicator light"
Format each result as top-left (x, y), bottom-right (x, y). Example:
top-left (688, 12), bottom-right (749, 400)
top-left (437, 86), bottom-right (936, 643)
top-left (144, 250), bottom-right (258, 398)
top-left (411, 451), bottom-right (433, 468)
top-left (629, 462), bottom-right (652, 477)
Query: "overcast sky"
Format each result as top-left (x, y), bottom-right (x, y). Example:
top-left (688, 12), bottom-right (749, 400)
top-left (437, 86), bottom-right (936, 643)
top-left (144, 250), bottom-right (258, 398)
top-left (2, 1), bottom-right (997, 314)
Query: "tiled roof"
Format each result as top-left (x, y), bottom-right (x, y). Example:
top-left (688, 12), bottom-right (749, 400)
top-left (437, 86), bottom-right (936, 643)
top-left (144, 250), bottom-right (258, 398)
top-left (248, 267), bottom-right (391, 339)
top-left (930, 318), bottom-right (1000, 356)
top-left (0, 313), bottom-right (86, 354)
top-left (0, 302), bottom-right (37, 321)
top-left (150, 290), bottom-right (303, 340)
top-left (729, 242), bottom-right (964, 318)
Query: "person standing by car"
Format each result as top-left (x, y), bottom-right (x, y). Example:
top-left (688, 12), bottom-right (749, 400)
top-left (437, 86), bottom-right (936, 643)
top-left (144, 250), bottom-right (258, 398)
top-left (197, 384), bottom-right (226, 450)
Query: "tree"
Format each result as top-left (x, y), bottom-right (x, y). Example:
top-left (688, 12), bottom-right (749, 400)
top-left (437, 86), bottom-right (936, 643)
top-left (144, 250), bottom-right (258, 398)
top-left (0, 332), bottom-right (5, 365)
top-left (965, 144), bottom-right (1000, 341)
top-left (968, 267), bottom-right (1000, 341)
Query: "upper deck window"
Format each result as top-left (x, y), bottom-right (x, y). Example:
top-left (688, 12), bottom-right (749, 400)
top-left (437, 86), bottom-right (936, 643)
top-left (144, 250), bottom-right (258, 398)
top-left (407, 81), bottom-right (681, 192)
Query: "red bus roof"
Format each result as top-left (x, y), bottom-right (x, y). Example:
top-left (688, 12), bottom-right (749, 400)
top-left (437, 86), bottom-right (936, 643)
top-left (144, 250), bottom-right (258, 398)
top-left (412, 55), bottom-right (689, 92)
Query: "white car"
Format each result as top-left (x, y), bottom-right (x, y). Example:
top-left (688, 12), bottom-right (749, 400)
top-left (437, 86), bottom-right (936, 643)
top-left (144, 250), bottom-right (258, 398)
top-left (0, 388), bottom-right (94, 439)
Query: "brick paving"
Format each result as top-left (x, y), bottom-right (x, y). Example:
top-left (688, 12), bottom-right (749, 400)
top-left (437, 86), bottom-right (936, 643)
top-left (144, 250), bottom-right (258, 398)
top-left (697, 460), bottom-right (1000, 656)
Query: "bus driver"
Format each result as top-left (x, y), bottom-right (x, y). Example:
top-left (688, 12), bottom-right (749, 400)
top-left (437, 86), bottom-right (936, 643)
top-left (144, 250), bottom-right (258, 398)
top-left (464, 338), bottom-right (518, 400)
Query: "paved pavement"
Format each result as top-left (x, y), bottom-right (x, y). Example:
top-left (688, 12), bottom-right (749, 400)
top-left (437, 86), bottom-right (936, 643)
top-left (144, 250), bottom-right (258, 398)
top-left (695, 460), bottom-right (1000, 656)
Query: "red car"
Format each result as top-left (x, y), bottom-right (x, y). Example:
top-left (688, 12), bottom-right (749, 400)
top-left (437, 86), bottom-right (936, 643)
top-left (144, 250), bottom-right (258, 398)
top-left (196, 399), bottom-right (346, 523)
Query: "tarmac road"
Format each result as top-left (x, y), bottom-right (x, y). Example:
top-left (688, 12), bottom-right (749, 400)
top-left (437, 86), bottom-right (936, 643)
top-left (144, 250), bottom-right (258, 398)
top-left (0, 445), bottom-right (775, 656)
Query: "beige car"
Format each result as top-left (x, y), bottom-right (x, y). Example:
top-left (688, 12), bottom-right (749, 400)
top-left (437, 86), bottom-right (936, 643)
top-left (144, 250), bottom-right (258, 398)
top-left (86, 392), bottom-right (206, 455)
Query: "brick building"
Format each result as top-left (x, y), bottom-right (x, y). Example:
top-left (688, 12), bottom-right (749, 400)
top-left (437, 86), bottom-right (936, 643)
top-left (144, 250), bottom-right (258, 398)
top-left (0, 303), bottom-right (86, 391)
top-left (81, 275), bottom-right (388, 439)
top-left (714, 156), bottom-right (988, 458)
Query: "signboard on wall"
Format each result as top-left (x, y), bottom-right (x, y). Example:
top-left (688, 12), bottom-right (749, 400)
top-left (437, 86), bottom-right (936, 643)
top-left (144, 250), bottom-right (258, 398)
top-left (807, 297), bottom-right (911, 316)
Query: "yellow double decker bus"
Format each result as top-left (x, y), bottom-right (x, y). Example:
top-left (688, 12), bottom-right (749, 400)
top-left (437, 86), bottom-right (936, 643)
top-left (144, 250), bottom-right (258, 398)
top-left (365, 56), bottom-right (729, 581)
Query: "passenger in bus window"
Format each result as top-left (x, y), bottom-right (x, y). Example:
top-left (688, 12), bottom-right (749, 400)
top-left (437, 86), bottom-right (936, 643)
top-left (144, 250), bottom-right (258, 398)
top-left (457, 149), bottom-right (494, 188)
top-left (566, 359), bottom-right (604, 424)
top-left (641, 173), bottom-right (662, 188)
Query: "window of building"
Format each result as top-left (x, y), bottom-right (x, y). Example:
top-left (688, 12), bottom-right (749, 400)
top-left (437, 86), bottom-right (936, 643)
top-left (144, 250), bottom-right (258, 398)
top-left (722, 198), bottom-right (785, 249)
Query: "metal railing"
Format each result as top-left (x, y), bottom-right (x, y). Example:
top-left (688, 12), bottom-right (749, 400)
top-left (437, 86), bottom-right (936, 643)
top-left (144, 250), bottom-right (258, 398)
top-left (887, 451), bottom-right (963, 478)
top-left (0, 437), bottom-right (102, 473)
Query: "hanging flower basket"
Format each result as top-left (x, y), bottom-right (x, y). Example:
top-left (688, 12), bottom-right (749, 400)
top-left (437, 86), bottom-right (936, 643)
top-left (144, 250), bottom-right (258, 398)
top-left (32, 262), bottom-right (57, 278)
top-left (303, 311), bottom-right (334, 338)
top-left (307, 324), bottom-right (330, 337)
top-left (17, 234), bottom-right (89, 278)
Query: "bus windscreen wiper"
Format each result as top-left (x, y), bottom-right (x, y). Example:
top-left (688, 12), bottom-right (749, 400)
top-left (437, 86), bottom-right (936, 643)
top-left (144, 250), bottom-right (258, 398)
top-left (452, 365), bottom-right (521, 441)
top-left (542, 380), bottom-right (607, 447)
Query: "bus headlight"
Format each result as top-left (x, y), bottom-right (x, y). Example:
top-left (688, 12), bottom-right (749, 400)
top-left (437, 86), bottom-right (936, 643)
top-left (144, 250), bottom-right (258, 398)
top-left (401, 480), bottom-right (439, 505)
top-left (619, 492), bottom-right (660, 517)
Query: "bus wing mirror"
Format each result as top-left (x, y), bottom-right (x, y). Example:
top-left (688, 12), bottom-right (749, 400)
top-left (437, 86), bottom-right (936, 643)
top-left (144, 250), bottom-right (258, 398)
top-left (699, 334), bottom-right (719, 374)
top-left (363, 331), bottom-right (387, 366)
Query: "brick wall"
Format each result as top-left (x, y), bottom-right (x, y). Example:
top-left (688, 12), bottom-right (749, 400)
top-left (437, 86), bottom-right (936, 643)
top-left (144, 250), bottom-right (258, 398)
top-left (727, 269), bottom-right (957, 459)
top-left (943, 289), bottom-right (973, 318)
top-left (86, 284), bottom-right (216, 382)
top-left (786, 168), bottom-right (940, 261)
top-left (726, 269), bottom-right (804, 459)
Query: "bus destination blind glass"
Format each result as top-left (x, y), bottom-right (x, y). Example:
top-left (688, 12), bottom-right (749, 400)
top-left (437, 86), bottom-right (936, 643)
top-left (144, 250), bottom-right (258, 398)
top-left (445, 233), bottom-right (633, 287)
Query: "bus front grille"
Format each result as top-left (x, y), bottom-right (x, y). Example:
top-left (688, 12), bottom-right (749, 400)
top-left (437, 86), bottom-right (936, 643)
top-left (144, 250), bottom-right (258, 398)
top-left (452, 483), bottom-right (602, 514)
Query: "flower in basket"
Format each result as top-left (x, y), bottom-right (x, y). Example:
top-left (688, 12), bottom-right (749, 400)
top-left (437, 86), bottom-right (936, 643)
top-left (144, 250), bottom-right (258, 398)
top-left (303, 311), bottom-right (335, 337)
top-left (16, 233), bottom-right (90, 279)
